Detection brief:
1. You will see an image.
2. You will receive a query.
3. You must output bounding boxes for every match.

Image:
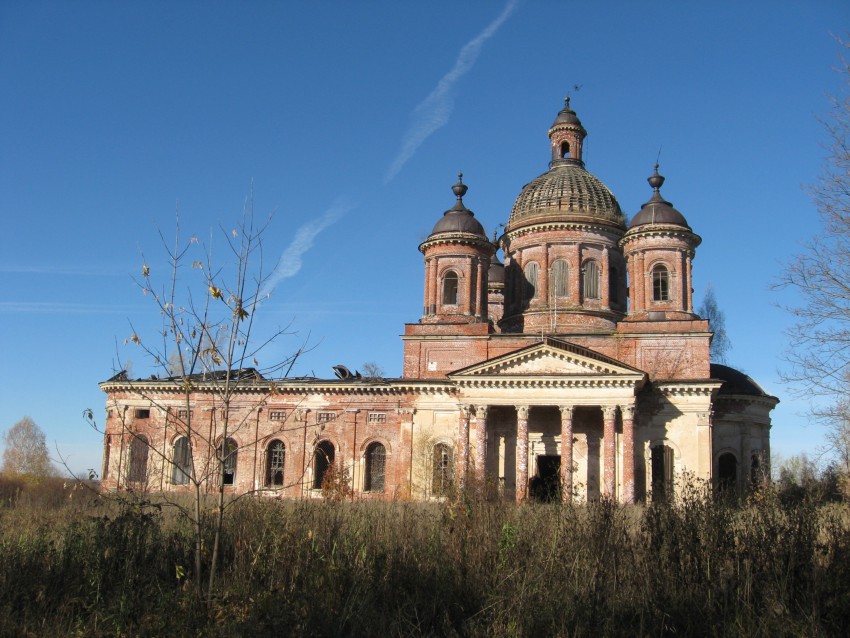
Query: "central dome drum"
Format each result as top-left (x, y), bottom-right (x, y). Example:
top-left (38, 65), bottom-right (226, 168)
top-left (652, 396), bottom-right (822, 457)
top-left (506, 98), bottom-right (625, 231)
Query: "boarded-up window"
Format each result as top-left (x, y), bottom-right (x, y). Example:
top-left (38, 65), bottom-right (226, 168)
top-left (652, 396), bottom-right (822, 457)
top-left (583, 261), bottom-right (599, 299)
top-left (552, 259), bottom-right (569, 298)
top-left (317, 412), bottom-right (336, 424)
top-left (128, 435), bottom-right (149, 483)
top-left (523, 262), bottom-right (539, 301)
top-left (171, 436), bottom-right (192, 485)
top-left (368, 412), bottom-right (387, 424)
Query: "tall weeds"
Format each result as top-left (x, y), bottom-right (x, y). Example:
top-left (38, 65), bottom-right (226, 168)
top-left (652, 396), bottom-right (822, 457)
top-left (0, 477), bottom-right (848, 636)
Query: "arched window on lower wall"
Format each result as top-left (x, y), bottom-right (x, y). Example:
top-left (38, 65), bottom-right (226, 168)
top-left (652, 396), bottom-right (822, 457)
top-left (220, 438), bottom-right (238, 486)
top-left (432, 443), bottom-right (454, 497)
top-left (717, 452), bottom-right (738, 493)
top-left (128, 435), bottom-right (149, 483)
top-left (171, 436), bottom-right (192, 485)
top-left (266, 440), bottom-right (285, 488)
top-left (651, 444), bottom-right (674, 501)
top-left (313, 440), bottom-right (335, 490)
top-left (364, 442), bottom-right (386, 492)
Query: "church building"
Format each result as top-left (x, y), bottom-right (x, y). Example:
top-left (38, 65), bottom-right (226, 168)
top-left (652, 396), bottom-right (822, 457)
top-left (99, 100), bottom-right (777, 502)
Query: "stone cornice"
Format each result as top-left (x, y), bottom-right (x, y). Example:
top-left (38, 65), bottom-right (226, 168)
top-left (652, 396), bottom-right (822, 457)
top-left (100, 378), bottom-right (456, 396)
top-left (655, 380), bottom-right (724, 397)
top-left (620, 225), bottom-right (701, 249)
top-left (419, 233), bottom-right (496, 254)
top-left (503, 220), bottom-right (624, 243)
top-left (452, 375), bottom-right (644, 390)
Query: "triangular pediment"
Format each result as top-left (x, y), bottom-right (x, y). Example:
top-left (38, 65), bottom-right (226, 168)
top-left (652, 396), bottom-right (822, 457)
top-left (449, 337), bottom-right (645, 379)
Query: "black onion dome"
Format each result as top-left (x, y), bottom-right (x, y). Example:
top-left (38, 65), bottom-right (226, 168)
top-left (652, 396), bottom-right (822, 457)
top-left (711, 364), bottom-right (769, 397)
top-left (629, 165), bottom-right (690, 229)
top-left (488, 250), bottom-right (505, 285)
top-left (550, 98), bottom-right (583, 127)
top-left (430, 173), bottom-right (487, 237)
top-left (508, 165), bottom-right (625, 228)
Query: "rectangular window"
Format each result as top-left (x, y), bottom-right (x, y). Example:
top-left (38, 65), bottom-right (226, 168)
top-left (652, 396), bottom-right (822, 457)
top-left (177, 409), bottom-right (192, 419)
top-left (368, 412), bottom-right (387, 424)
top-left (317, 412), bottom-right (336, 423)
top-left (269, 410), bottom-right (287, 421)
top-left (134, 408), bottom-right (150, 419)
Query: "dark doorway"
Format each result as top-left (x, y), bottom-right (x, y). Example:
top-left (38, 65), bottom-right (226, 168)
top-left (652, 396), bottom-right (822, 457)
top-left (717, 452), bottom-right (738, 493)
top-left (531, 455), bottom-right (561, 502)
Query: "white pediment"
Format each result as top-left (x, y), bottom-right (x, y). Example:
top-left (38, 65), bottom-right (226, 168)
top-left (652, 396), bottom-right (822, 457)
top-left (449, 339), bottom-right (645, 380)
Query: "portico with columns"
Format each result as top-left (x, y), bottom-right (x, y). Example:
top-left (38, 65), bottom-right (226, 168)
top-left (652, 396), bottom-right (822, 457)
top-left (448, 338), bottom-right (646, 502)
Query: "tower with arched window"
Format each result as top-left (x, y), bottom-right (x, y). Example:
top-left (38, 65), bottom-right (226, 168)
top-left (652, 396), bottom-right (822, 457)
top-left (416, 175), bottom-right (495, 325)
top-left (621, 166), bottom-right (702, 320)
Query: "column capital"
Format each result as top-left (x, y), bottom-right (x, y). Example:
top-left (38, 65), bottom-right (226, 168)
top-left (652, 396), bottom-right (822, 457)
top-left (602, 405), bottom-right (618, 420)
top-left (516, 405), bottom-right (529, 420)
top-left (474, 405), bottom-right (490, 419)
top-left (559, 405), bottom-right (575, 419)
top-left (619, 404), bottom-right (635, 420)
top-left (460, 405), bottom-right (472, 419)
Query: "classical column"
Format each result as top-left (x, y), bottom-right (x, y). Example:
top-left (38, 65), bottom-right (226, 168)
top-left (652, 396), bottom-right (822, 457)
top-left (474, 405), bottom-right (489, 483)
top-left (686, 254), bottom-right (694, 313)
top-left (741, 424), bottom-right (752, 492)
top-left (559, 405), bottom-right (574, 503)
top-left (620, 404), bottom-right (635, 503)
top-left (602, 246), bottom-right (610, 308)
top-left (457, 406), bottom-right (471, 489)
top-left (602, 406), bottom-right (617, 499)
top-left (423, 258), bottom-right (432, 316)
top-left (516, 406), bottom-right (529, 502)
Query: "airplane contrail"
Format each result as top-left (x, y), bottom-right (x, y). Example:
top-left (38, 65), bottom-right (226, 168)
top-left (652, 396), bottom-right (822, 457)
top-left (384, 0), bottom-right (518, 183)
top-left (263, 197), bottom-right (354, 296)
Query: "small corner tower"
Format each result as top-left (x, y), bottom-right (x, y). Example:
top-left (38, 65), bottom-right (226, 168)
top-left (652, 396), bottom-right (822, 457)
top-left (621, 165), bottom-right (702, 320)
top-left (418, 174), bottom-right (495, 324)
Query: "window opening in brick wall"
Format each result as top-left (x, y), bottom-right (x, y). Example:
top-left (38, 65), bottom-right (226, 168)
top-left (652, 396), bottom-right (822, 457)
top-left (523, 262), bottom-right (539, 302)
top-left (128, 435), bottom-right (149, 483)
top-left (220, 438), bottom-right (238, 486)
top-left (582, 261), bottom-right (599, 299)
top-left (171, 436), bottom-right (192, 485)
top-left (442, 271), bottom-right (459, 305)
top-left (266, 440), bottom-right (285, 487)
top-left (552, 259), bottom-right (569, 298)
top-left (432, 443), bottom-right (454, 497)
top-left (134, 408), bottom-right (150, 419)
top-left (367, 412), bottom-right (387, 424)
top-left (652, 265), bottom-right (669, 301)
top-left (317, 412), bottom-right (336, 424)
top-left (364, 442), bottom-right (386, 492)
top-left (269, 410), bottom-right (287, 421)
top-left (651, 444), bottom-right (674, 502)
top-left (717, 452), bottom-right (737, 493)
top-left (313, 440), bottom-right (335, 489)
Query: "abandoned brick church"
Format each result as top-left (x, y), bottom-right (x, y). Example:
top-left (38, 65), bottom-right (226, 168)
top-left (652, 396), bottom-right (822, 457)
top-left (100, 99), bottom-right (777, 502)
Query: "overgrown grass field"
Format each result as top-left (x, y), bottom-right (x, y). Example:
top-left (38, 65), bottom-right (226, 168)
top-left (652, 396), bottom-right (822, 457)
top-left (1, 478), bottom-right (848, 637)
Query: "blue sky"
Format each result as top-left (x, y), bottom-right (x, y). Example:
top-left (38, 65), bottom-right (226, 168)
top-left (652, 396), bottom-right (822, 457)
top-left (1, 1), bottom-right (848, 476)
